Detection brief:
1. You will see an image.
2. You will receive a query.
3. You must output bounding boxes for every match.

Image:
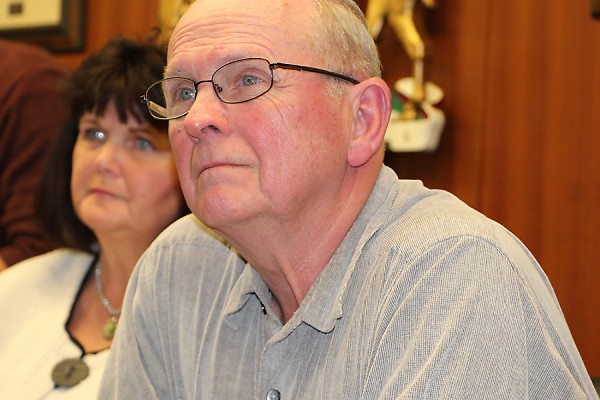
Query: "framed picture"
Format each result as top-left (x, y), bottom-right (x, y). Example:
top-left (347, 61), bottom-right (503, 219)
top-left (0, 0), bottom-right (85, 52)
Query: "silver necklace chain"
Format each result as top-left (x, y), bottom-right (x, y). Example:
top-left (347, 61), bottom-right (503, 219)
top-left (94, 261), bottom-right (121, 319)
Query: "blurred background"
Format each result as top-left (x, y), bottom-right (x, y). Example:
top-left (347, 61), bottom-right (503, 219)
top-left (2, 0), bottom-right (598, 378)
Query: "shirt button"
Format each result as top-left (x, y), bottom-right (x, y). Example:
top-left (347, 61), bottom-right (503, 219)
top-left (266, 388), bottom-right (280, 400)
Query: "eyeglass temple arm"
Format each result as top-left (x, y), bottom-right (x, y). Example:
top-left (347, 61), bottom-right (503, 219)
top-left (270, 62), bottom-right (359, 84)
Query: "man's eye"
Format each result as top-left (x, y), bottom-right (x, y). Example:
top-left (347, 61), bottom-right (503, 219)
top-left (175, 87), bottom-right (196, 102)
top-left (177, 87), bottom-right (196, 101)
top-left (241, 75), bottom-right (261, 86)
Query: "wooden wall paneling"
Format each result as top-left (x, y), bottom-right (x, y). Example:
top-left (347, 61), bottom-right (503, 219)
top-left (479, 0), bottom-right (547, 250)
top-left (423, 0), bottom-right (490, 206)
top-left (56, 0), bottom-right (160, 70)
top-left (536, 1), bottom-right (600, 375)
top-left (481, 0), bottom-right (600, 374)
top-left (538, 3), bottom-right (600, 376)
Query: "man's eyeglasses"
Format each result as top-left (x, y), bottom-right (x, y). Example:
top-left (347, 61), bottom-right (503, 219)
top-left (141, 57), bottom-right (359, 120)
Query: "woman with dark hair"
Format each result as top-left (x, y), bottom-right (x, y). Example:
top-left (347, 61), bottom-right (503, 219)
top-left (0, 37), bottom-right (187, 398)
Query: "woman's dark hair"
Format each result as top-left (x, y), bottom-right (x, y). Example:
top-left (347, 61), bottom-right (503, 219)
top-left (37, 36), bottom-right (185, 252)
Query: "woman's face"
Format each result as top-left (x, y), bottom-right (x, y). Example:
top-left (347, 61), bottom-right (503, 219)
top-left (71, 101), bottom-right (183, 244)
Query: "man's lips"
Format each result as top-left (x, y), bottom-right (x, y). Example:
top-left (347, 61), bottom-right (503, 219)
top-left (199, 162), bottom-right (242, 174)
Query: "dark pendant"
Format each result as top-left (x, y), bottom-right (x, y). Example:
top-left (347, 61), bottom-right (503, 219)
top-left (52, 358), bottom-right (89, 387)
top-left (102, 318), bottom-right (118, 340)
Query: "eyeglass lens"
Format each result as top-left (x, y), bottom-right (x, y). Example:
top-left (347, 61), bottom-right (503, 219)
top-left (144, 57), bottom-right (357, 120)
top-left (145, 58), bottom-right (275, 120)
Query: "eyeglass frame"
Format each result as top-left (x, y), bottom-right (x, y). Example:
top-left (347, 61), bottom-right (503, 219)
top-left (141, 57), bottom-right (360, 121)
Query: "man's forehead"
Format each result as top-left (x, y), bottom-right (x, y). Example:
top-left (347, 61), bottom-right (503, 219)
top-left (168, 0), bottom-right (318, 69)
top-left (174, 0), bottom-right (314, 39)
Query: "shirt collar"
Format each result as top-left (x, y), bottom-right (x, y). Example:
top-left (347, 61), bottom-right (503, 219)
top-left (295, 166), bottom-right (398, 332)
top-left (223, 166), bottom-right (399, 333)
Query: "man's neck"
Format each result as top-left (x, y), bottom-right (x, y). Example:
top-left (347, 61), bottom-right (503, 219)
top-left (216, 165), bottom-right (381, 324)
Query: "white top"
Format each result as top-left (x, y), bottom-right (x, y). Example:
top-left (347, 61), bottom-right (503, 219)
top-left (0, 249), bottom-right (110, 399)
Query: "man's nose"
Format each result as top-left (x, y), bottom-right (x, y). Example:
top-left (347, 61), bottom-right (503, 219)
top-left (182, 83), bottom-right (226, 139)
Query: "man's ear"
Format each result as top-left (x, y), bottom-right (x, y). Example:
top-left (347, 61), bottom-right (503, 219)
top-left (347, 78), bottom-right (391, 167)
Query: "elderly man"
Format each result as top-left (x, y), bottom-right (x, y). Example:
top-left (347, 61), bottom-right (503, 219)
top-left (99, 0), bottom-right (597, 398)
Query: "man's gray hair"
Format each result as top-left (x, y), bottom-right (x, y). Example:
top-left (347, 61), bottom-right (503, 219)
top-left (310, 0), bottom-right (382, 80)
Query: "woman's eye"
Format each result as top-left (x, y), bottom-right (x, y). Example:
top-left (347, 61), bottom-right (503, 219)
top-left (135, 137), bottom-right (156, 152)
top-left (83, 128), bottom-right (105, 141)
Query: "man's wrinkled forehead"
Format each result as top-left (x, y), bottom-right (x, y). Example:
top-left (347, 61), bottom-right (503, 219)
top-left (168, 0), bottom-right (316, 61)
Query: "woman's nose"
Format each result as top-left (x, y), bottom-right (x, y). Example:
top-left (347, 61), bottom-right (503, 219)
top-left (95, 141), bottom-right (123, 174)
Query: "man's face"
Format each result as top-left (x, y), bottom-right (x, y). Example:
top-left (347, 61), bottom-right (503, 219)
top-left (167, 0), bottom-right (355, 235)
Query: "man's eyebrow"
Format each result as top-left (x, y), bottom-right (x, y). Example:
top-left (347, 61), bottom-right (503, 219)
top-left (163, 66), bottom-right (187, 78)
top-left (163, 52), bottom-right (260, 78)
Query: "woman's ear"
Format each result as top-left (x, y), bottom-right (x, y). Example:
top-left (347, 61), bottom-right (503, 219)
top-left (347, 78), bottom-right (391, 167)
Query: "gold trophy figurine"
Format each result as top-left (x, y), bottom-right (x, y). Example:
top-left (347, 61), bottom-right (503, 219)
top-left (157, 0), bottom-right (194, 45)
top-left (366, 0), bottom-right (444, 152)
top-left (366, 0), bottom-right (436, 119)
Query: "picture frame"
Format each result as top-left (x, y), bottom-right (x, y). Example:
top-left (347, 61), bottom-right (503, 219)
top-left (0, 0), bottom-right (86, 53)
